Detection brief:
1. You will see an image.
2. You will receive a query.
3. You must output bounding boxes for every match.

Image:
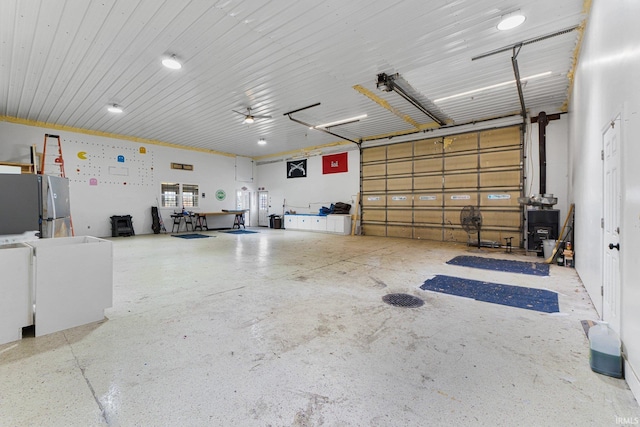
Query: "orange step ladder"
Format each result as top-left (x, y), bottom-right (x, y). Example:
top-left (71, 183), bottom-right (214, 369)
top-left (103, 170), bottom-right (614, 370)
top-left (40, 134), bottom-right (66, 177)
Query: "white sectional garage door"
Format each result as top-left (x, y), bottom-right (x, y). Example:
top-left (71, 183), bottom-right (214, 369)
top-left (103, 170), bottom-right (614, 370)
top-left (361, 126), bottom-right (523, 247)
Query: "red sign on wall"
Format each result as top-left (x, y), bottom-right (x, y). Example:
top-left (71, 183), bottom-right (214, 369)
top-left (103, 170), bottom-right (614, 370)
top-left (322, 152), bottom-right (348, 174)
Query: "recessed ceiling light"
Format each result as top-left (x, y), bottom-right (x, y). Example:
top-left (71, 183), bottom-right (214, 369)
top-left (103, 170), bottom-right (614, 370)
top-left (258, 138), bottom-right (267, 145)
top-left (497, 12), bottom-right (526, 31)
top-left (162, 54), bottom-right (182, 70)
top-left (107, 104), bottom-right (123, 113)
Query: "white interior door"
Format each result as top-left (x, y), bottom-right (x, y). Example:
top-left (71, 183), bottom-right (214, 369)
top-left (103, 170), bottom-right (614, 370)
top-left (236, 190), bottom-right (251, 226)
top-left (603, 116), bottom-right (621, 334)
top-left (258, 191), bottom-right (269, 227)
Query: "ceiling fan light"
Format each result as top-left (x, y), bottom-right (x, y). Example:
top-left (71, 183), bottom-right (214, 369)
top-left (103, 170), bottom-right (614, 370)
top-left (162, 54), bottom-right (182, 70)
top-left (258, 138), bottom-right (266, 145)
top-left (243, 116), bottom-right (254, 124)
top-left (497, 12), bottom-right (526, 31)
top-left (107, 104), bottom-right (123, 113)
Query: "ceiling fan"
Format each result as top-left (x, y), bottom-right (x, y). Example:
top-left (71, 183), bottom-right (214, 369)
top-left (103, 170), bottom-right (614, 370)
top-left (232, 107), bottom-right (272, 124)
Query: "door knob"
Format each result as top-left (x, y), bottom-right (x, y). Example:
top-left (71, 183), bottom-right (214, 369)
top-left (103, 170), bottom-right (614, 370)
top-left (609, 243), bottom-right (620, 250)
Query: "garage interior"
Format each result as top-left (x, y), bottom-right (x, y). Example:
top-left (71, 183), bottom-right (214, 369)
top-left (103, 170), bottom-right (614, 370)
top-left (1, 1), bottom-right (640, 425)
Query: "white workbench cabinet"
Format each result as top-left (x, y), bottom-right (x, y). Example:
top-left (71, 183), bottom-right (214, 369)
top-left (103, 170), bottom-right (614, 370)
top-left (27, 236), bottom-right (113, 337)
top-left (284, 214), bottom-right (299, 229)
top-left (284, 214), bottom-right (351, 235)
top-left (311, 216), bottom-right (327, 232)
top-left (326, 214), bottom-right (351, 235)
top-left (0, 243), bottom-right (32, 345)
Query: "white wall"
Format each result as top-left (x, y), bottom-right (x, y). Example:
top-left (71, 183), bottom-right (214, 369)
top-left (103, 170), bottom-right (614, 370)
top-left (257, 148), bottom-right (360, 217)
top-left (570, 0), bottom-right (640, 399)
top-left (0, 121), bottom-right (257, 236)
top-left (525, 116), bottom-right (570, 220)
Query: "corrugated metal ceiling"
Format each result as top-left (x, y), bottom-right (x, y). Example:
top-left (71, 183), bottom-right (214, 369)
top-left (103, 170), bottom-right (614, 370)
top-left (0, 0), bottom-right (587, 158)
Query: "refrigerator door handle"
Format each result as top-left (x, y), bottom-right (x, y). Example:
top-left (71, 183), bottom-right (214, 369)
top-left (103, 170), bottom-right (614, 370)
top-left (47, 176), bottom-right (56, 238)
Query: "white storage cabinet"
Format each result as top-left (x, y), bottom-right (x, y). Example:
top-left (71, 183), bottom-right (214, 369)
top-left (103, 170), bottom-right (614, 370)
top-left (27, 236), bottom-right (113, 337)
top-left (0, 243), bottom-right (32, 345)
top-left (284, 214), bottom-right (351, 235)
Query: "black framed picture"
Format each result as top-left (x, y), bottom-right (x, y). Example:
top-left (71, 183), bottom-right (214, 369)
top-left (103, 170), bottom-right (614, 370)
top-left (287, 159), bottom-right (307, 178)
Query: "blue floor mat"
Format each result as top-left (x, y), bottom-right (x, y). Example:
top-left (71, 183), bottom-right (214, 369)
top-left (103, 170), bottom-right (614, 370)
top-left (172, 233), bottom-right (212, 239)
top-left (420, 275), bottom-right (559, 313)
top-left (446, 255), bottom-right (549, 276)
top-left (222, 229), bottom-right (257, 234)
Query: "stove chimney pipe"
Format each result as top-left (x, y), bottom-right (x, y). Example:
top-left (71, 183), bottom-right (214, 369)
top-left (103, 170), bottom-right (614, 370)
top-left (537, 111), bottom-right (549, 195)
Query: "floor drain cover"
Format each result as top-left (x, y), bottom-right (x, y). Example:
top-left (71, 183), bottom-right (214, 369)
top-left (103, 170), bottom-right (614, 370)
top-left (382, 293), bottom-right (424, 308)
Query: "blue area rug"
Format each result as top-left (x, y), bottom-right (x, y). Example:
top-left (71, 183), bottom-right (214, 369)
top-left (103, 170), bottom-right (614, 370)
top-left (172, 233), bottom-right (212, 239)
top-left (446, 255), bottom-right (549, 276)
top-left (420, 275), bottom-right (559, 313)
top-left (223, 229), bottom-right (257, 234)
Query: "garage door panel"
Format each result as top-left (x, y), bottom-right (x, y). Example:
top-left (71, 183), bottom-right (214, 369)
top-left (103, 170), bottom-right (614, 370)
top-left (414, 138), bottom-right (443, 156)
top-left (387, 161), bottom-right (413, 176)
top-left (479, 191), bottom-right (520, 207)
top-left (414, 175), bottom-right (442, 190)
top-left (480, 127), bottom-right (520, 149)
top-left (414, 193), bottom-right (442, 206)
top-left (444, 173), bottom-right (477, 189)
top-left (362, 146), bottom-right (386, 162)
top-left (444, 133), bottom-right (477, 153)
top-left (480, 150), bottom-right (520, 169)
top-left (387, 142), bottom-right (413, 159)
top-left (363, 163), bottom-right (386, 177)
top-left (480, 170), bottom-right (520, 187)
top-left (445, 228), bottom-right (470, 243)
top-left (363, 224), bottom-right (386, 236)
top-left (362, 179), bottom-right (385, 192)
top-left (444, 193), bottom-right (478, 207)
top-left (414, 158), bottom-right (442, 173)
top-left (386, 194), bottom-right (412, 207)
top-left (481, 211), bottom-right (520, 228)
top-left (387, 225), bottom-right (413, 238)
top-left (444, 209), bottom-right (463, 226)
top-left (362, 195), bottom-right (385, 207)
top-left (387, 177), bottom-right (412, 191)
top-left (387, 210), bottom-right (412, 223)
top-left (445, 153), bottom-right (477, 171)
top-left (363, 209), bottom-right (386, 222)
top-left (414, 227), bottom-right (443, 240)
top-left (414, 209), bottom-right (442, 224)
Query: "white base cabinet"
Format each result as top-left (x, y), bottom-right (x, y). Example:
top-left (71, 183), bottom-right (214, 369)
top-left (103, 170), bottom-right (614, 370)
top-left (284, 214), bottom-right (351, 235)
top-left (27, 236), bottom-right (113, 337)
top-left (0, 244), bottom-right (32, 345)
top-left (1, 236), bottom-right (113, 344)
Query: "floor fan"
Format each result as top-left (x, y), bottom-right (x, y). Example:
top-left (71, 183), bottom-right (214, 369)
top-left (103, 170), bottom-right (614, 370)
top-left (460, 205), bottom-right (483, 250)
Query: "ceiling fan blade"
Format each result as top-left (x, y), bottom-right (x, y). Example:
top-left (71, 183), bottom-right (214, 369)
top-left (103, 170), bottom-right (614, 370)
top-left (252, 115), bottom-right (272, 119)
top-left (232, 110), bottom-right (247, 116)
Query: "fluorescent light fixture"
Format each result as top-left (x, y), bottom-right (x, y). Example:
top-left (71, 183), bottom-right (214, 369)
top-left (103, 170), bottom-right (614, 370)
top-left (107, 104), bottom-right (123, 113)
top-left (258, 138), bottom-right (267, 145)
top-left (162, 54), bottom-right (182, 70)
top-left (243, 116), bottom-right (255, 124)
top-left (433, 71), bottom-right (552, 103)
top-left (497, 11), bottom-right (526, 31)
top-left (312, 114), bottom-right (367, 129)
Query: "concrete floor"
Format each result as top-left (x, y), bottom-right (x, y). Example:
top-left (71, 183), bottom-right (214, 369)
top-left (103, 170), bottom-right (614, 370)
top-left (1, 229), bottom-right (639, 426)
